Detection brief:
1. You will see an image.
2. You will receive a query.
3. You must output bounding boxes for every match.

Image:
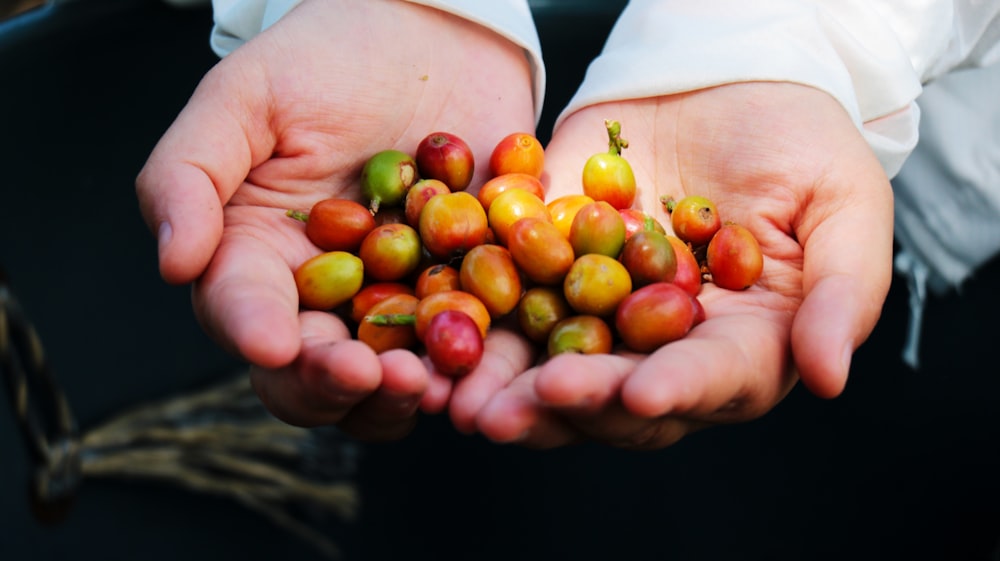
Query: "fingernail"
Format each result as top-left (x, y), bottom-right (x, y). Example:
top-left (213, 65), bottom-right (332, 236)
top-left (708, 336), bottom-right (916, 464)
top-left (396, 397), bottom-right (420, 413)
top-left (158, 221), bottom-right (173, 252)
top-left (842, 344), bottom-right (854, 374)
top-left (504, 428), bottom-right (530, 444)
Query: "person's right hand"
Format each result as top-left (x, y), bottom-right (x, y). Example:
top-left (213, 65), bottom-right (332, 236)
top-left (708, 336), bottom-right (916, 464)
top-left (135, 0), bottom-right (538, 439)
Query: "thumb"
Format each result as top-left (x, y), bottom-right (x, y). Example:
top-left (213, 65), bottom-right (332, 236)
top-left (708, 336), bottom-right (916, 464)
top-left (135, 63), bottom-right (274, 285)
top-left (791, 165), bottom-right (894, 398)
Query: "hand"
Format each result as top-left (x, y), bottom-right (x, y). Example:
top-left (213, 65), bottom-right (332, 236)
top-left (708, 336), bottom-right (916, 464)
top-left (462, 82), bottom-right (894, 448)
top-left (135, 0), bottom-right (537, 439)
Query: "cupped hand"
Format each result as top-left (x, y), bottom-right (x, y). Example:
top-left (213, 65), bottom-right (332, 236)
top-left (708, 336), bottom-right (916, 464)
top-left (463, 82), bottom-right (894, 449)
top-left (135, 0), bottom-right (537, 439)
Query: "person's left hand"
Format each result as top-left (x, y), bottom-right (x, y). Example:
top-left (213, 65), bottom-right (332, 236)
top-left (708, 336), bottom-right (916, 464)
top-left (447, 82), bottom-right (895, 448)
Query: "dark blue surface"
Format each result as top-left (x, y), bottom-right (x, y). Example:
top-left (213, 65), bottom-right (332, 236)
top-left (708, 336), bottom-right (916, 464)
top-left (2, 1), bottom-right (999, 560)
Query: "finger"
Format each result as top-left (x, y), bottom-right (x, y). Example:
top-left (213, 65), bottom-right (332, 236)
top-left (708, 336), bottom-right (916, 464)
top-left (135, 61), bottom-right (274, 285)
top-left (448, 328), bottom-right (537, 434)
top-left (249, 311), bottom-right (382, 427)
top-left (335, 348), bottom-right (431, 441)
top-left (620, 298), bottom-right (797, 423)
top-left (792, 166), bottom-right (894, 398)
top-left (192, 229), bottom-right (302, 368)
top-left (533, 353), bottom-right (698, 450)
top-left (418, 372), bottom-right (454, 414)
top-left (474, 368), bottom-right (581, 448)
top-left (532, 352), bottom-right (635, 409)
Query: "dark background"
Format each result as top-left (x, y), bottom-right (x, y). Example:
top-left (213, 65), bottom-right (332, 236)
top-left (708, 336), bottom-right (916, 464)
top-left (2, 1), bottom-right (999, 560)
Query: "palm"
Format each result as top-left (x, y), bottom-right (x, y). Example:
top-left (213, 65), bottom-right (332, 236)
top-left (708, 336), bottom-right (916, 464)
top-left (467, 83), bottom-right (895, 448)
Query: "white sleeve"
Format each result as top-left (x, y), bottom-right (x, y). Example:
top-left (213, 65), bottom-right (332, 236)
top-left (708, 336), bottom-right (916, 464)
top-left (558, 0), bottom-right (1000, 179)
top-left (208, 0), bottom-right (545, 121)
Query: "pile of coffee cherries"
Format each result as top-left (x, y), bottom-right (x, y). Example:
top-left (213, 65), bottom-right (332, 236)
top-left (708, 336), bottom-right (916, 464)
top-left (287, 121), bottom-right (763, 377)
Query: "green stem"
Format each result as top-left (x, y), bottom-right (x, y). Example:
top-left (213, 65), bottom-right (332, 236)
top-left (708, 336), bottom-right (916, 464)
top-left (643, 214), bottom-right (659, 232)
top-left (605, 119), bottom-right (629, 156)
top-left (286, 209), bottom-right (309, 222)
top-left (660, 196), bottom-right (677, 213)
top-left (364, 313), bottom-right (416, 326)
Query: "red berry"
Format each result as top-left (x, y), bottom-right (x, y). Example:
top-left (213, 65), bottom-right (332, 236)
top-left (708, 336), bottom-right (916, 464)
top-left (287, 198), bottom-right (375, 253)
top-left (665, 235), bottom-right (702, 296)
top-left (418, 191), bottom-right (489, 260)
top-left (615, 282), bottom-right (695, 353)
top-left (669, 195), bottom-right (721, 247)
top-left (424, 310), bottom-right (485, 378)
top-left (404, 179), bottom-right (450, 229)
top-left (489, 132), bottom-right (545, 178)
top-left (620, 230), bottom-right (677, 287)
top-left (568, 200), bottom-right (627, 259)
top-left (706, 223), bottom-right (763, 290)
top-left (415, 132), bottom-right (475, 191)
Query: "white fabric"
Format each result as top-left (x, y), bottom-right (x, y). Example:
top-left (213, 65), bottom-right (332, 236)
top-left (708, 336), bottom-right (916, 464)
top-left (558, 0), bottom-right (1000, 180)
top-left (210, 0), bottom-right (301, 56)
top-left (893, 63), bottom-right (1000, 289)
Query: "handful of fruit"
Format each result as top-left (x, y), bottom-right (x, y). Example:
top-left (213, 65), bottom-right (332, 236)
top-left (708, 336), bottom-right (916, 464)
top-left (286, 122), bottom-right (762, 378)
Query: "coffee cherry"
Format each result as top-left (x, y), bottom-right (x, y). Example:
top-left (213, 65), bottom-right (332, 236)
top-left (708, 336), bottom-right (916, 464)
top-left (620, 230), bottom-right (677, 288)
top-left (619, 208), bottom-right (666, 241)
top-left (487, 187), bottom-right (550, 247)
top-left (294, 251), bottom-right (365, 310)
top-left (691, 295), bottom-right (707, 327)
top-left (459, 244), bottom-right (523, 318)
top-left (668, 195), bottom-right (721, 247)
top-left (665, 235), bottom-right (702, 296)
top-left (415, 131), bottom-right (474, 191)
top-left (357, 293), bottom-right (419, 354)
top-left (546, 194), bottom-right (595, 240)
top-left (477, 172), bottom-right (545, 212)
top-left (506, 217), bottom-right (575, 286)
top-left (404, 179), bottom-right (450, 229)
top-left (418, 191), bottom-right (489, 260)
top-left (489, 132), bottom-right (545, 178)
top-left (706, 223), bottom-right (763, 290)
top-left (414, 290), bottom-right (491, 341)
top-left (563, 254), bottom-right (632, 317)
top-left (350, 282), bottom-right (414, 324)
top-left (424, 310), bottom-right (485, 378)
top-left (516, 286), bottom-right (572, 344)
top-left (361, 149), bottom-right (418, 214)
top-left (357, 223), bottom-right (422, 282)
top-left (414, 263), bottom-right (461, 299)
top-left (547, 315), bottom-right (613, 356)
top-left (286, 198), bottom-right (376, 253)
top-left (615, 282), bottom-right (696, 353)
top-left (581, 120), bottom-right (636, 210)
top-left (568, 200), bottom-right (627, 259)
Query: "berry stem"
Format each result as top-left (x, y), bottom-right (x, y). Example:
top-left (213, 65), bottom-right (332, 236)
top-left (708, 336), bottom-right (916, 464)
top-left (643, 214), bottom-right (659, 232)
top-left (286, 209), bottom-right (309, 222)
top-left (605, 119), bottom-right (629, 156)
top-left (365, 313), bottom-right (417, 326)
top-left (660, 196), bottom-right (677, 213)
